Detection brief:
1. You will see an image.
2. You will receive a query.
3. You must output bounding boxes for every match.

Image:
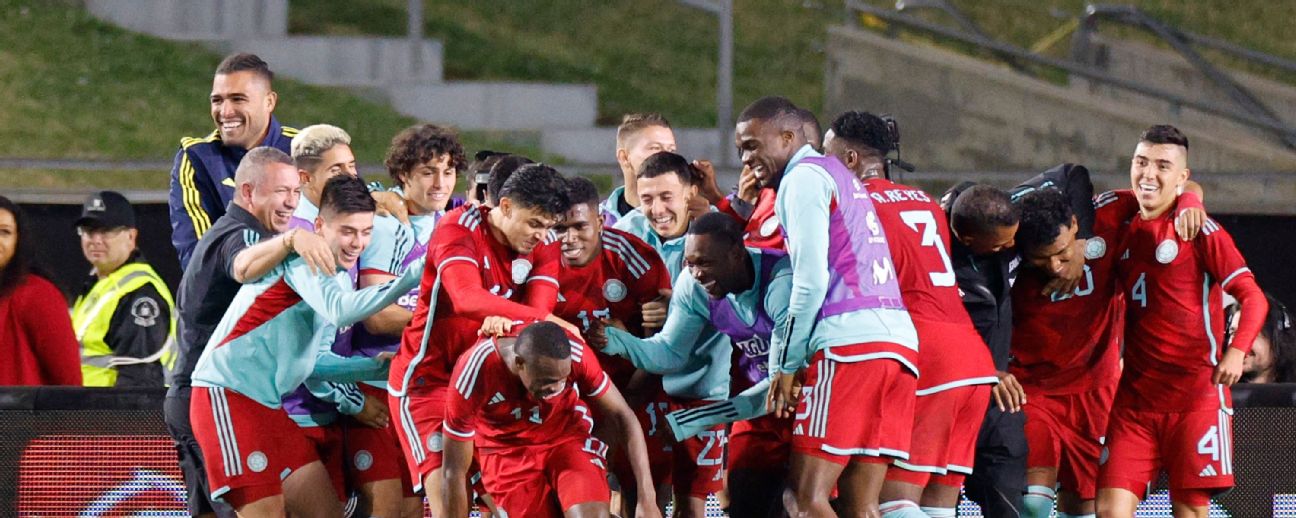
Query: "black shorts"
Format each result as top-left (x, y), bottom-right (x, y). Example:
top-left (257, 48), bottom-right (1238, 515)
top-left (164, 389), bottom-right (234, 517)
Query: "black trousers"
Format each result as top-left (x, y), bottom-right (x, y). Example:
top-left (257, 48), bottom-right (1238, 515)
top-left (964, 404), bottom-right (1028, 518)
top-left (164, 387), bottom-right (236, 517)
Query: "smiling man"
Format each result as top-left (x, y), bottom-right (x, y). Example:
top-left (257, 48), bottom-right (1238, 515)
top-left (169, 53), bottom-right (298, 268)
top-left (602, 113), bottom-right (678, 225)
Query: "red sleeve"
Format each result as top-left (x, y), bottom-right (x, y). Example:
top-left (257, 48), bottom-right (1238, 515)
top-left (523, 240), bottom-right (561, 313)
top-left (441, 263), bottom-right (548, 321)
top-left (714, 196), bottom-right (746, 223)
top-left (572, 338), bottom-right (611, 398)
top-left (23, 277), bottom-right (82, 385)
top-left (444, 344), bottom-right (486, 440)
top-left (1198, 221), bottom-right (1265, 353)
top-left (1093, 189), bottom-right (1139, 235)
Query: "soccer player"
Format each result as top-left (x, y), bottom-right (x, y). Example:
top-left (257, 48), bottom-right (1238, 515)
top-left (351, 124), bottom-right (468, 517)
top-left (597, 212), bottom-right (795, 517)
top-left (824, 111), bottom-right (998, 518)
top-left (387, 164), bottom-right (577, 509)
top-left (442, 321), bottom-right (662, 518)
top-left (738, 96), bottom-right (918, 518)
top-left (169, 53), bottom-right (297, 268)
top-left (613, 151), bottom-right (733, 518)
top-left (602, 113), bottom-right (678, 224)
top-left (550, 176), bottom-right (673, 513)
top-left (1097, 125), bottom-right (1267, 517)
top-left (189, 175), bottom-right (421, 517)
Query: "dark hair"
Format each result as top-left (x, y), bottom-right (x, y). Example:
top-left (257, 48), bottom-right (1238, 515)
top-left (636, 151), bottom-right (695, 185)
top-left (737, 96), bottom-right (800, 125)
top-left (488, 155), bottom-right (536, 205)
top-left (1231, 293), bottom-right (1296, 383)
top-left (830, 111), bottom-right (893, 158)
top-left (1140, 124), bottom-right (1189, 150)
top-left (384, 124), bottom-right (466, 189)
top-left (516, 322), bottom-right (571, 362)
top-left (320, 175), bottom-right (376, 218)
top-left (950, 185), bottom-right (1020, 237)
top-left (215, 53), bottom-right (274, 83)
top-left (1014, 189), bottom-right (1073, 255)
top-left (616, 113), bottom-right (673, 147)
top-left (565, 176), bottom-right (602, 209)
top-left (0, 196), bottom-right (49, 298)
top-left (688, 212), bottom-right (745, 250)
top-left (797, 108), bottom-right (823, 149)
top-left (498, 164), bottom-right (570, 217)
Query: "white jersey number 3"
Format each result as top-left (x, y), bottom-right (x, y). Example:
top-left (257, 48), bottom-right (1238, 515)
top-left (900, 210), bottom-right (956, 287)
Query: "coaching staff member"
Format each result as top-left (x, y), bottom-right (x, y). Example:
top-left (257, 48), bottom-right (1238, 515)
top-left (164, 148), bottom-right (332, 517)
top-left (169, 52), bottom-right (297, 268)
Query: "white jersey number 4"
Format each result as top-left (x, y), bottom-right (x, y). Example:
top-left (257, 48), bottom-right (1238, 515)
top-left (900, 210), bottom-right (956, 287)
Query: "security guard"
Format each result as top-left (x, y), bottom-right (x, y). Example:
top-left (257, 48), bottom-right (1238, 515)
top-left (72, 191), bottom-right (175, 387)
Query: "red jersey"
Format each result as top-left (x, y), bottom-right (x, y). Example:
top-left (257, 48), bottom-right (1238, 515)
top-left (554, 228), bottom-right (670, 387)
top-left (1113, 196), bottom-right (1257, 412)
top-left (864, 178), bottom-right (996, 391)
top-left (389, 205), bottom-right (561, 395)
top-left (443, 334), bottom-right (612, 452)
top-left (718, 188), bottom-right (784, 250)
top-left (1009, 227), bottom-right (1123, 395)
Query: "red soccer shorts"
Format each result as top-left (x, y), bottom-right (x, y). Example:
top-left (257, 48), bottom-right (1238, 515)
top-left (1024, 383), bottom-right (1117, 500)
top-left (190, 386), bottom-right (320, 507)
top-left (792, 348), bottom-right (916, 465)
top-left (666, 396), bottom-right (727, 498)
top-left (1099, 405), bottom-right (1235, 499)
top-left (346, 384), bottom-right (415, 496)
top-left (299, 423), bottom-right (345, 502)
top-left (606, 386), bottom-right (673, 491)
top-left (389, 386), bottom-right (448, 492)
top-left (887, 383), bottom-right (991, 488)
top-left (728, 413), bottom-right (793, 472)
top-left (478, 436), bottom-right (612, 518)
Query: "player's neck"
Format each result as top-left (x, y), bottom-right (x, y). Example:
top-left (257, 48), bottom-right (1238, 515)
top-left (1139, 198), bottom-right (1177, 220)
top-left (622, 182), bottom-right (640, 209)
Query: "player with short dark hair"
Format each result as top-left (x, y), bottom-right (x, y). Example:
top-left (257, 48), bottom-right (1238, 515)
top-left (387, 163), bottom-right (578, 509)
top-left (596, 211), bottom-right (796, 517)
top-left (604, 113), bottom-right (678, 224)
top-left (797, 108), bottom-right (824, 152)
top-left (442, 322), bottom-right (662, 518)
top-left (825, 110), bottom-right (999, 518)
top-left (1097, 125), bottom-right (1267, 517)
top-left (487, 155), bottom-right (537, 206)
top-left (738, 96), bottom-right (919, 517)
top-left (188, 174), bottom-right (421, 517)
top-left (551, 176), bottom-right (674, 515)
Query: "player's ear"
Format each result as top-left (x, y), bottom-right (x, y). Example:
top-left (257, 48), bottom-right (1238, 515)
top-left (615, 147), bottom-right (632, 172)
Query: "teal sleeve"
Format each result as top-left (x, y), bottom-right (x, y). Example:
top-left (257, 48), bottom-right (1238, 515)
top-left (770, 166), bottom-right (834, 374)
top-left (309, 322), bottom-right (389, 382)
top-left (285, 256), bottom-right (424, 328)
top-left (664, 378), bottom-right (771, 441)
top-left (304, 380), bottom-right (366, 416)
top-left (603, 271), bottom-right (710, 374)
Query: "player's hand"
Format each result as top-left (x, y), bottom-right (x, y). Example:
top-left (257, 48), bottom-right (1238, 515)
top-left (737, 165), bottom-right (760, 204)
top-left (991, 371), bottom-right (1026, 413)
top-left (544, 314), bottom-right (582, 337)
top-left (692, 159), bottom-right (726, 205)
top-left (766, 371), bottom-right (801, 418)
top-left (1041, 239), bottom-right (1087, 297)
top-left (641, 289), bottom-right (672, 333)
top-left (478, 316), bottom-right (515, 337)
top-left (1213, 348), bottom-right (1246, 386)
top-left (291, 230), bottom-right (335, 275)
top-left (354, 394), bottom-right (390, 429)
top-left (371, 191), bottom-right (411, 225)
top-left (1176, 207), bottom-right (1205, 241)
top-left (584, 318), bottom-right (609, 350)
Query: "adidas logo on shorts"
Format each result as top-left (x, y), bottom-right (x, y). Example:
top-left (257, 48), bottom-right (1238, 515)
top-left (1199, 464), bottom-right (1218, 477)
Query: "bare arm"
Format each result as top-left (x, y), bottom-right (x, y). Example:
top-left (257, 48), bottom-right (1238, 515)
top-left (591, 384), bottom-right (659, 516)
top-left (358, 272), bottom-right (413, 336)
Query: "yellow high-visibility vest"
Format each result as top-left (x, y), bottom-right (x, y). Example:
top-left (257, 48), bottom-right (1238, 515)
top-left (71, 262), bottom-right (176, 387)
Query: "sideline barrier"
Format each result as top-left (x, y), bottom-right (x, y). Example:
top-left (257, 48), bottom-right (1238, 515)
top-left (2, 385), bottom-right (1295, 516)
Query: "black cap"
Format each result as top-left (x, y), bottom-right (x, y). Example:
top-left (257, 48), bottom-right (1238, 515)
top-left (75, 191), bottom-right (136, 229)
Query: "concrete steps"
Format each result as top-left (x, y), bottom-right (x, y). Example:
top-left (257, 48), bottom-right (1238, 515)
top-left (85, 0), bottom-right (599, 132)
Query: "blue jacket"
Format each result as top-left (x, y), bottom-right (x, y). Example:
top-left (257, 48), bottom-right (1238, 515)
top-left (168, 117), bottom-right (297, 268)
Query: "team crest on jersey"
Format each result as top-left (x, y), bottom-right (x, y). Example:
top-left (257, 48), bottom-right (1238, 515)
top-left (511, 259), bottom-right (532, 284)
top-left (247, 451), bottom-right (268, 473)
top-left (354, 450), bottom-right (374, 471)
top-left (603, 279), bottom-right (628, 303)
top-left (1155, 239), bottom-right (1179, 264)
top-left (759, 215), bottom-right (781, 237)
top-left (1085, 237), bottom-right (1107, 260)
